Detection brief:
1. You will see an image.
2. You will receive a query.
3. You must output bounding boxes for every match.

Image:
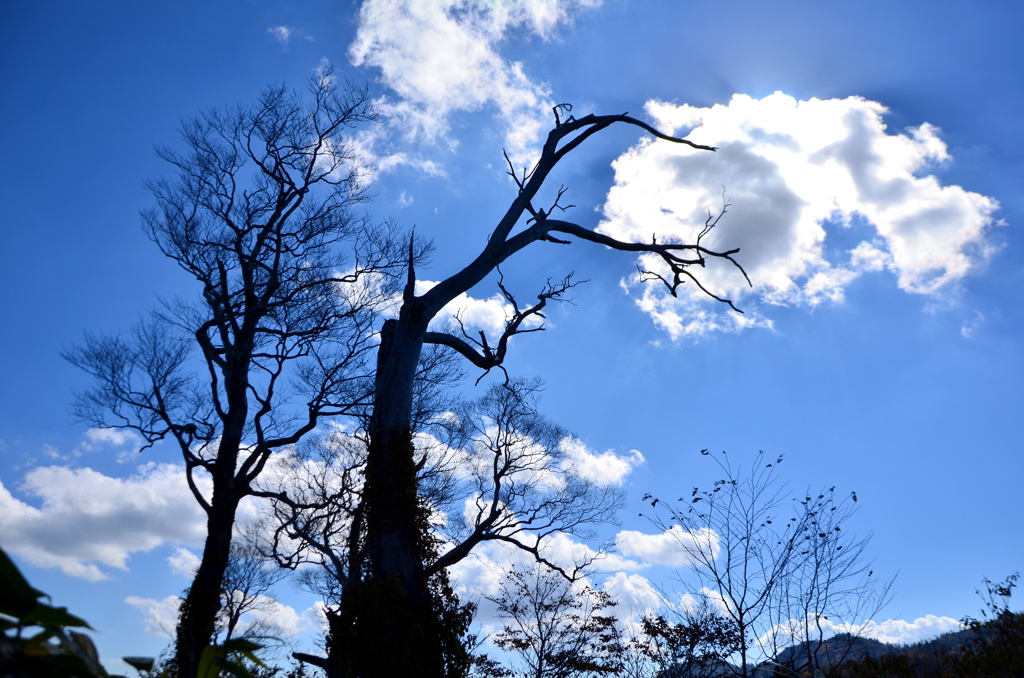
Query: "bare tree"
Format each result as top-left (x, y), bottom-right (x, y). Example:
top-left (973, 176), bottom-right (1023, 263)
top-left (430, 378), bottom-right (624, 575)
top-left (488, 565), bottom-right (624, 678)
top-left (765, 489), bottom-right (893, 676)
top-left (643, 452), bottom-right (890, 677)
top-left (217, 538), bottom-right (290, 646)
top-left (345, 102), bottom-right (747, 677)
top-left (644, 452), bottom-right (797, 675)
top-left (72, 76), bottom-right (749, 675)
top-left (260, 377), bottom-right (625, 675)
top-left (65, 72), bottom-right (405, 677)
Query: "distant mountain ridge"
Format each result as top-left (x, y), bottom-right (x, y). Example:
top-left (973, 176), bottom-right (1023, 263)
top-left (656, 625), bottom-right (991, 677)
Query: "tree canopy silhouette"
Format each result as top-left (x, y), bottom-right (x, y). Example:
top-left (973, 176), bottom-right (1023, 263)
top-left (69, 74), bottom-right (749, 678)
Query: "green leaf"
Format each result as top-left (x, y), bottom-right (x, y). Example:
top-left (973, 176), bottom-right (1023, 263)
top-left (0, 545), bottom-right (48, 618)
top-left (22, 602), bottom-right (93, 629)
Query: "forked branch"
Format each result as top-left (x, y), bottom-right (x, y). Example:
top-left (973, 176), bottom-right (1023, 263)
top-left (424, 271), bottom-right (585, 381)
top-left (540, 196), bottom-right (750, 313)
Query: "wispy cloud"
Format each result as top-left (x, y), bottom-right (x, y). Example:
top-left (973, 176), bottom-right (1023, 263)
top-left (267, 25), bottom-right (314, 50)
top-left (961, 309), bottom-right (985, 338)
top-left (267, 25), bottom-right (294, 48)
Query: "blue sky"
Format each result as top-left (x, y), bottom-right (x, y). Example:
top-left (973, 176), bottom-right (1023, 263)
top-left (1, 0), bottom-right (1022, 669)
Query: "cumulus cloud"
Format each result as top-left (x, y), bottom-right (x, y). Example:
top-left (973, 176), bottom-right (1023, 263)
top-left (0, 463), bottom-right (207, 580)
top-left (82, 428), bottom-right (141, 449)
top-left (76, 427), bottom-right (144, 462)
top-left (232, 594), bottom-right (306, 637)
top-left (615, 525), bottom-right (719, 568)
top-left (599, 92), bottom-right (1000, 337)
top-left (857, 614), bottom-right (963, 645)
top-left (349, 0), bottom-right (601, 163)
top-left (602, 571), bottom-right (662, 615)
top-left (446, 532), bottom-right (644, 628)
top-left (559, 440), bottom-right (644, 486)
top-left (447, 544), bottom-right (508, 600)
top-left (758, 612), bottom-right (962, 649)
top-left (305, 601), bottom-right (333, 634)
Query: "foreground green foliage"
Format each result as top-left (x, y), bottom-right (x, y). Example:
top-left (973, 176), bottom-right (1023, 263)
top-left (0, 546), bottom-right (117, 678)
top-left (0, 546), bottom-right (271, 678)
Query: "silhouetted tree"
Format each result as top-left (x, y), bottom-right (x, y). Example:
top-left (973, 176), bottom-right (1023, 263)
top-left (260, 378), bottom-right (625, 676)
top-left (255, 98), bottom-right (746, 677)
top-left (70, 71), bottom-right (748, 674)
top-left (217, 538), bottom-right (289, 647)
top-left (644, 452), bottom-right (890, 677)
top-left (941, 573), bottom-right (1024, 677)
top-left (765, 488), bottom-right (893, 676)
top-left (66, 72), bottom-right (402, 677)
top-left (636, 596), bottom-right (743, 678)
top-left (343, 101), bottom-right (745, 677)
top-left (489, 566), bottom-right (624, 678)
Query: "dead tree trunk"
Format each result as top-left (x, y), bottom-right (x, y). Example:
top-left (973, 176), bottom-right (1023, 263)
top-left (335, 106), bottom-right (747, 677)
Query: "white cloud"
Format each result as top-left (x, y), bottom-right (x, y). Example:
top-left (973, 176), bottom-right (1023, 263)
top-left (446, 530), bottom-right (644, 600)
top-left (126, 592), bottom-right (305, 639)
top-left (168, 547), bottom-right (201, 577)
top-left (267, 25), bottom-right (315, 50)
top-left (77, 427), bottom-right (144, 462)
top-left (349, 0), bottom-right (601, 164)
top-left (83, 428), bottom-right (141, 448)
top-left (615, 525), bottom-right (719, 568)
top-left (602, 571), bottom-right (662, 615)
top-left (233, 594), bottom-right (305, 637)
top-left (304, 601), bottom-right (333, 634)
top-left (758, 612), bottom-right (962, 649)
top-left (344, 124), bottom-right (449, 182)
top-left (856, 614), bottom-right (963, 645)
top-left (126, 595), bottom-right (182, 638)
top-left (267, 25), bottom-right (294, 48)
top-left (0, 463), bottom-right (207, 580)
top-left (600, 92), bottom-right (1000, 338)
top-left (961, 309), bottom-right (985, 338)
top-left (414, 279), bottom-right (543, 337)
top-left (42, 444), bottom-right (64, 460)
top-left (559, 439), bottom-right (644, 486)
top-left (448, 546), bottom-right (507, 600)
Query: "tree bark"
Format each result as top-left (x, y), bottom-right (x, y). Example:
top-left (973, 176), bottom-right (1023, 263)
top-left (336, 311), bottom-right (449, 677)
top-left (174, 491), bottom-right (239, 676)
top-left (365, 315), bottom-right (429, 600)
